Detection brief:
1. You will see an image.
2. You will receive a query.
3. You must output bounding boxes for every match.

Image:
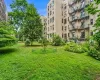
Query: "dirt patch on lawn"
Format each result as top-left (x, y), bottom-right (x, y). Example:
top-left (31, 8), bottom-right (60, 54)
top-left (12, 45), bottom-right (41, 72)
top-left (95, 74), bottom-right (100, 80)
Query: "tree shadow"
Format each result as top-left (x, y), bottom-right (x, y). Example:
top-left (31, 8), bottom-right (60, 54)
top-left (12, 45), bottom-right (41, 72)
top-left (32, 48), bottom-right (58, 54)
top-left (23, 45), bottom-right (43, 47)
top-left (0, 48), bottom-right (17, 55)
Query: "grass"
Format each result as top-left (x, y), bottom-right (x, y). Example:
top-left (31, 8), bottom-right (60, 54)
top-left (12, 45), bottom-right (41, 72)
top-left (0, 43), bottom-right (100, 80)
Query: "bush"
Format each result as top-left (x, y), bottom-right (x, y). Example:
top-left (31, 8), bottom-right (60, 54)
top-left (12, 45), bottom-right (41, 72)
top-left (25, 39), bottom-right (31, 46)
top-left (81, 42), bottom-right (89, 52)
top-left (87, 39), bottom-right (100, 60)
top-left (88, 46), bottom-right (100, 60)
top-left (52, 35), bottom-right (65, 46)
top-left (0, 22), bottom-right (17, 48)
top-left (40, 37), bottom-right (49, 51)
top-left (64, 42), bottom-right (86, 53)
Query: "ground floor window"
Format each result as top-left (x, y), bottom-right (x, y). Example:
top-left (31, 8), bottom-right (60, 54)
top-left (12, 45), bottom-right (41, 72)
top-left (80, 31), bottom-right (85, 38)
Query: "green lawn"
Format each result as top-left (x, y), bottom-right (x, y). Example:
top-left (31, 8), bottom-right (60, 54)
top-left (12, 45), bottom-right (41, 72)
top-left (0, 43), bottom-right (100, 80)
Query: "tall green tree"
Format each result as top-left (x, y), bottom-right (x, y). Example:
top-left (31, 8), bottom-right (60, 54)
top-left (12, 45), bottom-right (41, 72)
top-left (0, 22), bottom-right (16, 47)
top-left (23, 4), bottom-right (43, 45)
top-left (9, 0), bottom-right (43, 44)
top-left (8, 0), bottom-right (28, 38)
top-left (86, 0), bottom-right (100, 49)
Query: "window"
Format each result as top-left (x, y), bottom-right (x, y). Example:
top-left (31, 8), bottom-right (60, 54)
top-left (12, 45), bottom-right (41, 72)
top-left (53, 25), bottom-right (54, 30)
top-left (64, 19), bottom-right (67, 24)
top-left (50, 17), bottom-right (54, 23)
top-left (72, 33), bottom-right (75, 37)
top-left (50, 4), bottom-right (51, 8)
top-left (62, 34), bottom-right (63, 38)
top-left (52, 1), bottom-right (54, 7)
top-left (50, 11), bottom-right (52, 15)
top-left (48, 20), bottom-right (49, 24)
top-left (68, 17), bottom-right (69, 21)
top-left (64, 6), bottom-right (66, 10)
top-left (90, 19), bottom-right (93, 25)
top-left (48, 34), bottom-right (49, 38)
top-left (81, 10), bottom-right (85, 17)
top-left (62, 26), bottom-right (63, 31)
top-left (81, 21), bottom-right (85, 28)
top-left (91, 32), bottom-right (93, 36)
top-left (64, 11), bottom-right (67, 16)
top-left (48, 13), bottom-right (49, 17)
top-left (64, 34), bottom-right (67, 39)
top-left (72, 15), bottom-right (75, 20)
top-left (62, 19), bottom-right (63, 23)
top-left (62, 12), bottom-right (63, 16)
top-left (48, 6), bottom-right (49, 11)
top-left (53, 11), bottom-right (54, 14)
top-left (81, 32), bottom-right (85, 38)
top-left (52, 17), bottom-right (54, 22)
top-left (81, 2), bottom-right (85, 8)
top-left (68, 33), bottom-right (70, 37)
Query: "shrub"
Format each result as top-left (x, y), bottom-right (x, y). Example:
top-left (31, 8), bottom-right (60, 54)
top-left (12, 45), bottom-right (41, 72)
top-left (40, 37), bottom-right (49, 51)
top-left (88, 46), bottom-right (100, 61)
top-left (52, 35), bottom-right (65, 46)
top-left (81, 42), bottom-right (89, 52)
top-left (87, 39), bottom-right (100, 60)
top-left (64, 42), bottom-right (86, 53)
top-left (62, 39), bottom-right (66, 45)
top-left (0, 22), bottom-right (17, 48)
top-left (25, 39), bottom-right (31, 46)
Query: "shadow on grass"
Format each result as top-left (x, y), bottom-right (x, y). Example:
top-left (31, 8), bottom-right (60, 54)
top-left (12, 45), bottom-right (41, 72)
top-left (23, 45), bottom-right (43, 48)
top-left (32, 48), bottom-right (57, 54)
top-left (0, 48), bottom-right (17, 54)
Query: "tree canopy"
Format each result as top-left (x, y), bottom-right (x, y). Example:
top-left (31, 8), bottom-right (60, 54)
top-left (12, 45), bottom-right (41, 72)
top-left (9, 0), bottom-right (43, 45)
top-left (23, 4), bottom-right (43, 45)
top-left (9, 0), bottom-right (28, 32)
top-left (86, 0), bottom-right (100, 48)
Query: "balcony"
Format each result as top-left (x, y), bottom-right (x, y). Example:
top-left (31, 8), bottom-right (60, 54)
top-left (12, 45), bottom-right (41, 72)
top-left (68, 0), bottom-right (78, 6)
top-left (69, 26), bottom-right (78, 31)
top-left (69, 14), bottom-right (89, 22)
top-left (70, 16), bottom-right (78, 22)
top-left (79, 14), bottom-right (89, 20)
top-left (69, 8), bottom-right (78, 14)
top-left (78, 38), bottom-right (86, 41)
top-left (69, 2), bottom-right (90, 13)
top-left (78, 24), bottom-right (90, 30)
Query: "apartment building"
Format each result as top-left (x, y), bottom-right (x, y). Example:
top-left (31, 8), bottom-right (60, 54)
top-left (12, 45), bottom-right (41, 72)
top-left (68, 0), bottom-right (95, 41)
top-left (41, 16), bottom-right (47, 38)
top-left (0, 0), bottom-right (6, 21)
top-left (47, 0), bottom-right (69, 41)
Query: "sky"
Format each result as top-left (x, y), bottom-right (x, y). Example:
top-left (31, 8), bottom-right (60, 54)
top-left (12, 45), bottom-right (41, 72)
top-left (4, 0), bottom-right (49, 16)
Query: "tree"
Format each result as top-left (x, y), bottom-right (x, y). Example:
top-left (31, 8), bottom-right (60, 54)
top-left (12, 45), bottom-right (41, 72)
top-left (23, 4), bottom-right (43, 45)
top-left (0, 22), bottom-right (16, 47)
top-left (86, 1), bottom-right (100, 49)
top-left (40, 37), bottom-right (48, 51)
top-left (8, 0), bottom-right (28, 38)
top-left (52, 35), bottom-right (65, 46)
top-left (9, 0), bottom-right (43, 44)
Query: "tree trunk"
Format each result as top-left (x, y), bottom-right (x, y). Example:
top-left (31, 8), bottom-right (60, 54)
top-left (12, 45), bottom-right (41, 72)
top-left (98, 42), bottom-right (100, 50)
top-left (31, 41), bottom-right (33, 46)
